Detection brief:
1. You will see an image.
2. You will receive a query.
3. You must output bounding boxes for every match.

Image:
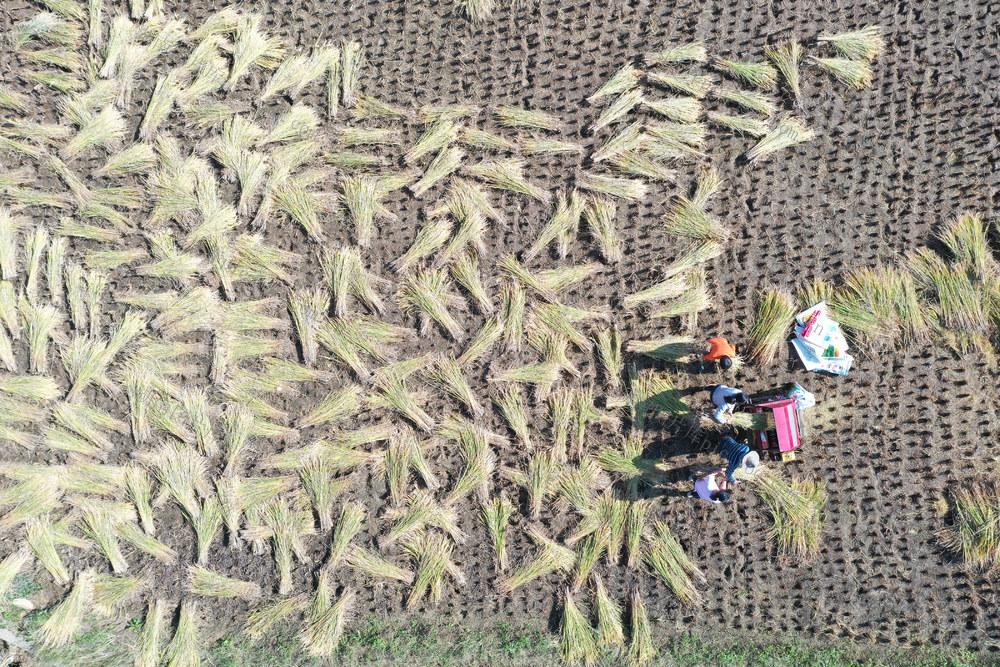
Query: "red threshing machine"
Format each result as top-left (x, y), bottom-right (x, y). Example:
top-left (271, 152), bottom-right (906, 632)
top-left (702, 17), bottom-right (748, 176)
top-left (741, 390), bottom-right (808, 462)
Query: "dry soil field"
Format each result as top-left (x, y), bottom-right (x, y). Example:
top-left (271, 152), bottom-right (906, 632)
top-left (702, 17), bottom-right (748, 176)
top-left (0, 0), bottom-right (998, 666)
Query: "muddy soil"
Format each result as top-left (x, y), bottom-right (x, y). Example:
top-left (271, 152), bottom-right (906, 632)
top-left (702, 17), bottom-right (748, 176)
top-left (2, 0), bottom-right (1000, 660)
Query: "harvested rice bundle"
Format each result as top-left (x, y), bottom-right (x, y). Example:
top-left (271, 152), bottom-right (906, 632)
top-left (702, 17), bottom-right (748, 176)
top-left (590, 87), bottom-right (643, 132)
top-left (746, 287), bottom-right (795, 364)
top-left (712, 58), bottom-right (779, 88)
top-left (811, 57), bottom-right (874, 89)
top-left (501, 526), bottom-right (575, 592)
top-left (706, 111), bottom-right (770, 137)
top-left (589, 63), bottom-right (642, 102)
top-left (480, 495), bottom-right (516, 570)
top-left (817, 25), bottom-right (885, 61)
top-left (646, 72), bottom-right (714, 98)
top-left (743, 115), bottom-right (816, 164)
top-left (645, 41), bottom-right (707, 65)
top-left (494, 106), bottom-right (564, 131)
top-left (765, 41), bottom-right (803, 99)
top-left (467, 158), bottom-right (549, 201)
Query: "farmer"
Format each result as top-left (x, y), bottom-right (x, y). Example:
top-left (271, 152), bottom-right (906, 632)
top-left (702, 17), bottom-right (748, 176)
top-left (686, 469), bottom-right (732, 503)
top-left (703, 336), bottom-right (737, 370)
top-left (707, 384), bottom-right (748, 423)
top-left (719, 436), bottom-right (757, 483)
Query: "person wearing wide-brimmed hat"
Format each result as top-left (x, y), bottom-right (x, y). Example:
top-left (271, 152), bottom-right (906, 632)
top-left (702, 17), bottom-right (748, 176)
top-left (719, 436), bottom-right (758, 484)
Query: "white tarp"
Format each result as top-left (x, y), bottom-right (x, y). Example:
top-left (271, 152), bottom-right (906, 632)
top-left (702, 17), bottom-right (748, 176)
top-left (792, 302), bottom-right (853, 376)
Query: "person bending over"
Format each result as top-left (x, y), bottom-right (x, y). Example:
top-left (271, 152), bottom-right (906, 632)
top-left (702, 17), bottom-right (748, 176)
top-left (719, 436), bottom-right (752, 484)
top-left (687, 469), bottom-right (732, 503)
top-left (707, 384), bottom-right (747, 423)
top-left (703, 336), bottom-right (736, 370)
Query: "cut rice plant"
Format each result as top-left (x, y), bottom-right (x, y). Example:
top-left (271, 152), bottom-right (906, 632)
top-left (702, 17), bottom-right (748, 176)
top-left (645, 40), bottom-right (707, 65)
top-left (37, 571), bottom-right (93, 648)
top-left (135, 599), bottom-right (168, 667)
top-left (939, 483), bottom-right (1000, 570)
top-left (445, 428), bottom-right (496, 506)
top-left (817, 26), bottom-right (885, 61)
top-left (506, 450), bottom-right (558, 519)
top-left (593, 327), bottom-right (623, 392)
top-left (751, 470), bottom-right (827, 559)
top-left (664, 197), bottom-right (728, 241)
top-left (642, 96), bottom-right (701, 123)
top-left (392, 216), bottom-right (452, 273)
top-left (428, 355), bottom-right (482, 416)
top-left (525, 192), bottom-right (585, 261)
top-left (189, 565), bottom-right (260, 599)
top-left (521, 137), bottom-right (584, 155)
top-left (593, 575), bottom-right (625, 648)
top-left (225, 15), bottom-right (285, 91)
top-left (346, 545), bottom-right (415, 583)
top-left (811, 57), bottom-right (874, 89)
top-left (327, 501), bottom-right (365, 567)
top-left (495, 106), bottom-right (564, 132)
top-left (321, 246), bottom-right (387, 316)
top-left (646, 72), bottom-right (714, 98)
top-left (300, 586), bottom-right (354, 657)
top-left (454, 316), bottom-right (502, 367)
top-left (829, 265), bottom-right (928, 346)
top-left (467, 158), bottom-right (549, 201)
top-left (397, 269), bottom-right (465, 340)
top-left (340, 41), bottom-right (364, 107)
top-left (706, 111), bottom-right (770, 137)
top-left (627, 335), bottom-right (696, 363)
top-left (26, 516), bottom-right (70, 584)
top-left (590, 87), bottom-right (643, 132)
top-left (458, 127), bottom-right (516, 152)
top-left (549, 388), bottom-right (574, 462)
top-left (622, 274), bottom-right (687, 309)
top-left (643, 520), bottom-right (704, 604)
top-left (713, 58), bottom-right (779, 88)
top-left (743, 114), bottom-right (816, 164)
top-left (0, 550), bottom-right (30, 600)
top-left (450, 254), bottom-right (494, 314)
top-left (746, 287), bottom-right (795, 364)
top-left (560, 588), bottom-right (599, 665)
top-left (629, 590), bottom-right (657, 666)
top-left (480, 495), bottom-right (515, 571)
top-left (765, 41), bottom-right (803, 99)
top-left (576, 172), bottom-right (647, 201)
top-left (242, 497), bottom-right (316, 595)
top-left (537, 263), bottom-right (603, 295)
top-left (627, 369), bottom-right (691, 430)
top-left (61, 106), bottom-right (126, 160)
top-left (571, 531), bottom-right (607, 591)
top-left (339, 175), bottom-right (382, 247)
top-left (403, 531), bottom-right (466, 608)
top-left (142, 441), bottom-right (210, 518)
top-left (590, 63), bottom-right (642, 102)
top-left (383, 489), bottom-right (464, 545)
top-left (299, 384), bottom-right (362, 431)
top-left (625, 500), bottom-right (649, 567)
top-left (0, 86), bottom-right (29, 112)
top-left (324, 151), bottom-right (383, 169)
top-left (410, 146), bottom-right (464, 197)
top-left (501, 526), bottom-right (576, 592)
top-left (0, 374), bottom-right (61, 402)
top-left (337, 126), bottom-right (401, 146)
top-left (288, 288), bottom-right (329, 366)
top-left (164, 600), bottom-right (200, 667)
top-left (189, 496), bottom-right (223, 565)
top-left (405, 119), bottom-right (460, 166)
top-left (608, 150), bottom-right (676, 182)
top-left (714, 87), bottom-right (778, 116)
top-left (592, 122), bottom-right (645, 162)
top-left (245, 595), bottom-right (308, 639)
top-left (353, 95), bottom-right (411, 121)
top-left (11, 11), bottom-right (81, 49)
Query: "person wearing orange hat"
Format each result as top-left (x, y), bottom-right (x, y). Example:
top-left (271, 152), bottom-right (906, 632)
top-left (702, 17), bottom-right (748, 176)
top-left (703, 337), bottom-right (736, 370)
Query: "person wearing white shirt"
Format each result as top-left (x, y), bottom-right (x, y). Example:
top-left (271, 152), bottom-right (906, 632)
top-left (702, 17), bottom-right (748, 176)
top-left (707, 384), bottom-right (747, 423)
